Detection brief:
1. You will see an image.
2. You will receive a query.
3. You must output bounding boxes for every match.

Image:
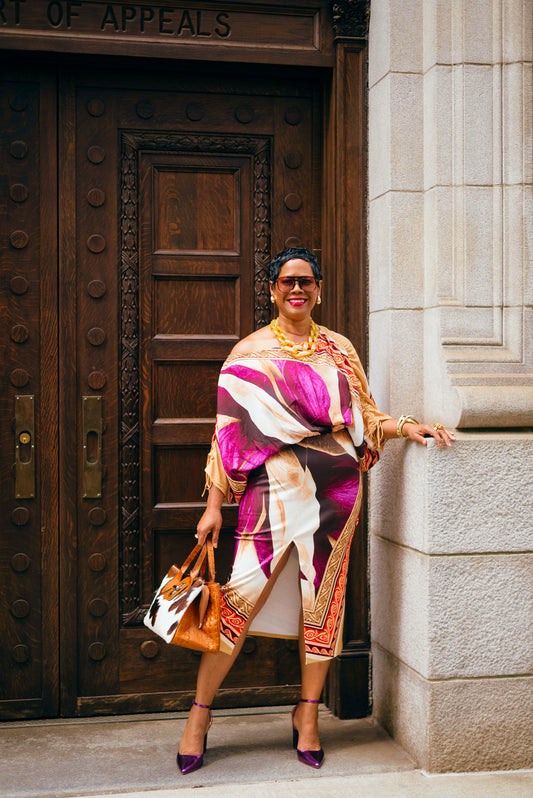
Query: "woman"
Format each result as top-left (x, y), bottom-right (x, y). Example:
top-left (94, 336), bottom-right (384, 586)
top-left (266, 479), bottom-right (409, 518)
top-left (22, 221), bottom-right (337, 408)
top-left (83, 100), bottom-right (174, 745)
top-left (177, 247), bottom-right (455, 774)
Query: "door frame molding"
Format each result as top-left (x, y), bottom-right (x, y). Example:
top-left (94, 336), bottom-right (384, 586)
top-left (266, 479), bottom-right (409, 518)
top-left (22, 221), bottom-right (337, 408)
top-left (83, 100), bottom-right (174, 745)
top-left (322, 38), bottom-right (371, 719)
top-left (119, 130), bottom-right (272, 627)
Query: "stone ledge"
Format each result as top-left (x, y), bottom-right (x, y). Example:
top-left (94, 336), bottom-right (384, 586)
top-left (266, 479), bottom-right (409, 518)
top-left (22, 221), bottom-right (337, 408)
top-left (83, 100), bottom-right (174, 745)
top-left (448, 385), bottom-right (533, 428)
top-left (370, 537), bottom-right (533, 679)
top-left (372, 644), bottom-right (533, 772)
top-left (369, 433), bottom-right (533, 554)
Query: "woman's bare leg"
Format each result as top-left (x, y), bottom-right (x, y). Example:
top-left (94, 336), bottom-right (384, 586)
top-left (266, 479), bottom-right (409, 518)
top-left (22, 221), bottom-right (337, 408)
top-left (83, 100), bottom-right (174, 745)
top-left (177, 633), bottom-right (248, 756)
top-left (179, 545), bottom-right (295, 756)
top-left (292, 613), bottom-right (330, 751)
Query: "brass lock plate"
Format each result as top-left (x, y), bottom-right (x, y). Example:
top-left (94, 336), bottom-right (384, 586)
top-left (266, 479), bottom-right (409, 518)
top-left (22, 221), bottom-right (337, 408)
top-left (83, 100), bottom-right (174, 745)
top-left (82, 396), bottom-right (102, 499)
top-left (15, 395), bottom-right (35, 499)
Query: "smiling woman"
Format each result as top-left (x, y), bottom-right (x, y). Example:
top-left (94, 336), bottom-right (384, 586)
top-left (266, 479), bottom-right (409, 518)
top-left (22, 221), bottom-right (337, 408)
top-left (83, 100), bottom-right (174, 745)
top-left (177, 246), bottom-right (455, 775)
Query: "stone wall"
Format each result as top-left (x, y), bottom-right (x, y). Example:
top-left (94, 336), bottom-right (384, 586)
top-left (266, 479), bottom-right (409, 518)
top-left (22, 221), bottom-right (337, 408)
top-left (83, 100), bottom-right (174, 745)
top-left (368, 0), bottom-right (533, 772)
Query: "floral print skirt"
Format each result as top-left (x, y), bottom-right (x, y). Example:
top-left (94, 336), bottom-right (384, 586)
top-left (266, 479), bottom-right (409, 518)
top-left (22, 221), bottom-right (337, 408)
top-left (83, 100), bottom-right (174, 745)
top-left (219, 430), bottom-right (362, 663)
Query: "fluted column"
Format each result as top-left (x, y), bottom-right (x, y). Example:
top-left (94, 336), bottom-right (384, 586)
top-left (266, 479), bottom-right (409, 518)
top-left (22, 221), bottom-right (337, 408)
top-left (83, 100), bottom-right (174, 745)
top-left (368, 0), bottom-right (533, 772)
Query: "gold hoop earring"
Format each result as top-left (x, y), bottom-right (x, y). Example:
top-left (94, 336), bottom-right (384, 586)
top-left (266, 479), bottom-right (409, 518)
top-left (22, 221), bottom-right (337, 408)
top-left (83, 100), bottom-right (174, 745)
top-left (317, 296), bottom-right (322, 305)
top-left (270, 296), bottom-right (275, 304)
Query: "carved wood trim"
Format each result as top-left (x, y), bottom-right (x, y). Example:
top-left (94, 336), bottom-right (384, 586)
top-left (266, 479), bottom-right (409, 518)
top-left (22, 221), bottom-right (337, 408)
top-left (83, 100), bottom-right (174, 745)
top-left (120, 132), bottom-right (271, 625)
top-left (119, 135), bottom-right (141, 622)
top-left (331, 0), bottom-right (370, 40)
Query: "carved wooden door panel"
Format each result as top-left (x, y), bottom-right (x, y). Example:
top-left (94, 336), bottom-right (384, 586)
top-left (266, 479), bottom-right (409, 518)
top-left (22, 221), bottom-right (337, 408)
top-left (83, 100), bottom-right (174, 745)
top-left (61, 70), bottom-right (322, 715)
top-left (0, 71), bottom-right (59, 719)
top-left (0, 63), bottom-right (372, 723)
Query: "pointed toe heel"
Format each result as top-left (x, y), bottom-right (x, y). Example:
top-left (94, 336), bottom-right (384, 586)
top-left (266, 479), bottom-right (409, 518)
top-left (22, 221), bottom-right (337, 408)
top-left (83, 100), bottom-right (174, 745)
top-left (296, 747), bottom-right (324, 769)
top-left (177, 701), bottom-right (212, 775)
top-left (291, 699), bottom-right (325, 769)
top-left (177, 752), bottom-right (204, 775)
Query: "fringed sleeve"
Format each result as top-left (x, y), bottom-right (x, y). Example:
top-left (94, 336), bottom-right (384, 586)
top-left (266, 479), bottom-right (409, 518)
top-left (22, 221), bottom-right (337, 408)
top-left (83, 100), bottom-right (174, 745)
top-left (204, 434), bottom-right (233, 502)
top-left (203, 427), bottom-right (248, 504)
top-left (325, 328), bottom-right (392, 470)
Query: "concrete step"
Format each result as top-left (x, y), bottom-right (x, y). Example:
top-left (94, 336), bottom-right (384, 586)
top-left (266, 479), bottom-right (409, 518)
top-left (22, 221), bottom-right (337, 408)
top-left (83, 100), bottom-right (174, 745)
top-left (2, 707), bottom-right (532, 798)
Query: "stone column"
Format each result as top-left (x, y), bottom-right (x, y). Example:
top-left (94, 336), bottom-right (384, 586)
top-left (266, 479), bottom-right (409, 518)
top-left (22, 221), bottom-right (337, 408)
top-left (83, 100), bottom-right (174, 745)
top-left (368, 0), bottom-right (533, 771)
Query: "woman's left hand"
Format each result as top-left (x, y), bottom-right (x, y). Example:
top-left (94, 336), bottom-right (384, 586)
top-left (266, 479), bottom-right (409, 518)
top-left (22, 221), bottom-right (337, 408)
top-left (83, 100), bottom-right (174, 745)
top-left (403, 422), bottom-right (456, 448)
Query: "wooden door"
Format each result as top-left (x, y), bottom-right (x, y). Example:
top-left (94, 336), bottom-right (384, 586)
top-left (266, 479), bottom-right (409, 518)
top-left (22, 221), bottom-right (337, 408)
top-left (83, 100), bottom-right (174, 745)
top-left (0, 58), bottom-right (373, 723)
top-left (58, 68), bottom-right (322, 716)
top-left (0, 71), bottom-right (59, 719)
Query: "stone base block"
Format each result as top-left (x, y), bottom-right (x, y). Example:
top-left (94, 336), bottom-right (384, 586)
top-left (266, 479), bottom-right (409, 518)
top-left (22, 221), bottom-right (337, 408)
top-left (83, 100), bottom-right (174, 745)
top-left (372, 644), bottom-right (533, 772)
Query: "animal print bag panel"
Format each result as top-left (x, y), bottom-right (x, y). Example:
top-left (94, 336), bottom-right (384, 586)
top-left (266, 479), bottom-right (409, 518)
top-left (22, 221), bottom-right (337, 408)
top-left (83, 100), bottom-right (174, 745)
top-left (144, 540), bottom-right (220, 653)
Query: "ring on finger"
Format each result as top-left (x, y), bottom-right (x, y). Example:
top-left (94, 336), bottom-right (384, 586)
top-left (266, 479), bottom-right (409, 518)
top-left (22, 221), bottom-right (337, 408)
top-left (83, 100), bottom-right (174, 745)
top-left (433, 423), bottom-right (444, 430)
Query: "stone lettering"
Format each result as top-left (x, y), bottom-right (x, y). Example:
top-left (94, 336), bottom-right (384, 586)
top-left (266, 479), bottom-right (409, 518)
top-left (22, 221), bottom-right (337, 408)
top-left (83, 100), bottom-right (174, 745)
top-left (158, 6), bottom-right (172, 34)
top-left (121, 4), bottom-right (135, 31)
top-left (100, 3), bottom-right (119, 31)
top-left (139, 5), bottom-right (153, 32)
top-left (66, 0), bottom-right (81, 27)
top-left (2, 2), bottom-right (233, 39)
top-left (196, 10), bottom-right (211, 37)
top-left (176, 8), bottom-right (193, 36)
top-left (0, 0), bottom-right (26, 26)
top-left (46, 0), bottom-right (63, 27)
top-left (45, 0), bottom-right (81, 28)
top-left (215, 11), bottom-right (230, 38)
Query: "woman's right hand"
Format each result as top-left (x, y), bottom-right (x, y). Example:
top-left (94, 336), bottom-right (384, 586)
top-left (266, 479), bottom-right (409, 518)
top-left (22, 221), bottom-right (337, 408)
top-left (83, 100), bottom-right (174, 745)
top-left (195, 485), bottom-right (225, 548)
top-left (196, 508), bottom-right (223, 548)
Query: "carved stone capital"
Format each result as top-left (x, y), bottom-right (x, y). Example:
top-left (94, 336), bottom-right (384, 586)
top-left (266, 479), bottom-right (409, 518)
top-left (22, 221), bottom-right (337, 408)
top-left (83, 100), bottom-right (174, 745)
top-left (331, 0), bottom-right (370, 40)
top-left (423, 1), bottom-right (532, 429)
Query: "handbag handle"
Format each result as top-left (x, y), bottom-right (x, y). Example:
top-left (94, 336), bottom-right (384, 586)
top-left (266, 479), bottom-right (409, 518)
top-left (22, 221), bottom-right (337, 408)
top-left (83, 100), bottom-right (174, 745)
top-left (176, 539), bottom-right (216, 581)
top-left (194, 540), bottom-right (216, 583)
top-left (177, 542), bottom-right (206, 580)
top-left (205, 539), bottom-right (216, 582)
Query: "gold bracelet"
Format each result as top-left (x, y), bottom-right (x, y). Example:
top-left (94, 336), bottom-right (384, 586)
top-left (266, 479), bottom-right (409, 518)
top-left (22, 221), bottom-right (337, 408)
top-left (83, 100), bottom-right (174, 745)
top-left (396, 415), bottom-right (419, 438)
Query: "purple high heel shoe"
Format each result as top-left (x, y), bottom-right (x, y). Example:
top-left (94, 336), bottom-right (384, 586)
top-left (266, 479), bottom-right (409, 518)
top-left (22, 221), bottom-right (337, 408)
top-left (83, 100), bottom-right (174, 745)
top-left (291, 698), bottom-right (324, 769)
top-left (177, 701), bottom-right (213, 775)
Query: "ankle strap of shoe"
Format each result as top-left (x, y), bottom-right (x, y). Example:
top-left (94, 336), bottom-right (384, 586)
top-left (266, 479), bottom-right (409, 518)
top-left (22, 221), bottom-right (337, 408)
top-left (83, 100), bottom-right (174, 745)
top-left (300, 698), bottom-right (320, 704)
top-left (192, 701), bottom-right (211, 710)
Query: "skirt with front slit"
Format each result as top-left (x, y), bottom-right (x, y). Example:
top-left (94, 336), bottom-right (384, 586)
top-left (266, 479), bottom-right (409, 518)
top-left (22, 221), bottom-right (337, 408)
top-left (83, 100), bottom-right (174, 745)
top-left (219, 429), bottom-right (362, 663)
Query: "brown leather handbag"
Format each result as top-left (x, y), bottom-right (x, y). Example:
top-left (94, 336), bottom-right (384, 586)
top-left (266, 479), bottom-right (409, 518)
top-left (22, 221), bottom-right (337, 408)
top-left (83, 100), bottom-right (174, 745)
top-left (144, 540), bottom-right (220, 653)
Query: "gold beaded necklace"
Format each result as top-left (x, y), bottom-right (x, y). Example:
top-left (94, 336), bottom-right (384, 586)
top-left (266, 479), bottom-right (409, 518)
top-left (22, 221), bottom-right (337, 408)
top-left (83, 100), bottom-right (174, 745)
top-left (270, 317), bottom-right (320, 358)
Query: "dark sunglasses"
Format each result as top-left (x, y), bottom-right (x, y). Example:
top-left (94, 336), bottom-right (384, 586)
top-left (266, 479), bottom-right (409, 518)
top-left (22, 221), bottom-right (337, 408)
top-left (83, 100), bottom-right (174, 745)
top-left (276, 276), bottom-right (318, 292)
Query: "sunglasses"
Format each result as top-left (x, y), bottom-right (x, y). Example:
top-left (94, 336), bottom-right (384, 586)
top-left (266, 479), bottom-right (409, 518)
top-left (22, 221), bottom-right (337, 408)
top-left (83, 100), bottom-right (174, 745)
top-left (276, 276), bottom-right (318, 293)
